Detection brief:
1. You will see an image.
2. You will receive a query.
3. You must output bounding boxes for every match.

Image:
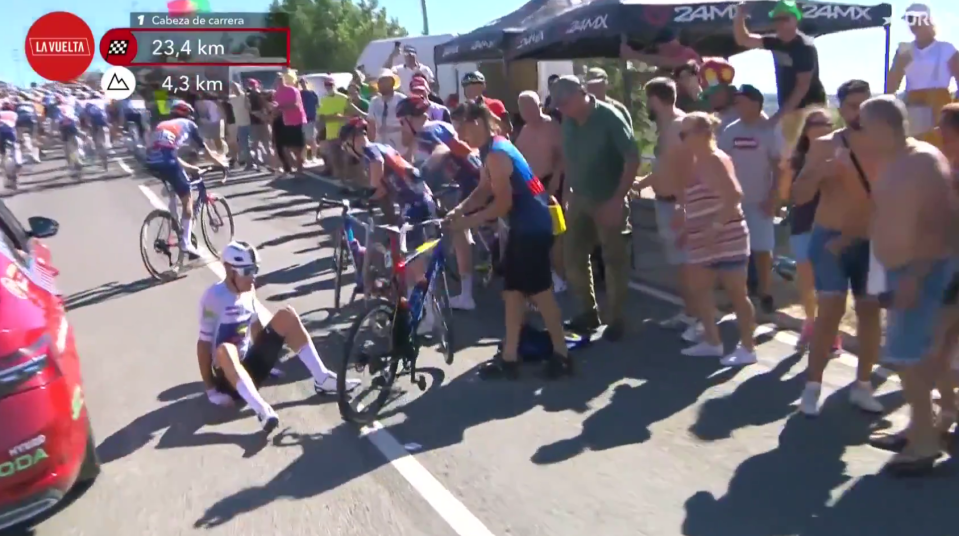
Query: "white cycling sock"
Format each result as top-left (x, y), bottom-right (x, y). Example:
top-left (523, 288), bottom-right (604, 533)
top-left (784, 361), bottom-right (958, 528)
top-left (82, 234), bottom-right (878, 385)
top-left (180, 217), bottom-right (193, 247)
top-left (234, 377), bottom-right (270, 417)
top-left (297, 340), bottom-right (331, 382)
top-left (460, 275), bottom-right (473, 299)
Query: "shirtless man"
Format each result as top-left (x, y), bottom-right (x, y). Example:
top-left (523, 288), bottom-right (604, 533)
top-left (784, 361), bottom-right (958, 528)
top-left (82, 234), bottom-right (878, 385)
top-left (791, 79), bottom-right (883, 416)
top-left (515, 90), bottom-right (566, 290)
top-left (631, 77), bottom-right (699, 338)
top-left (860, 95), bottom-right (956, 474)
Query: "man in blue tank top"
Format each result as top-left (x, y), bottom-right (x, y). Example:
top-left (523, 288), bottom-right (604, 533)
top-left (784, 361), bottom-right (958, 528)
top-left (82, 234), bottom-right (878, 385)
top-left (447, 100), bottom-right (572, 380)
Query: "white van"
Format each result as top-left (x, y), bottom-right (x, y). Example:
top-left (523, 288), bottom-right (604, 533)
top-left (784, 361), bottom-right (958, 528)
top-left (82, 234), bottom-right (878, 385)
top-left (228, 62), bottom-right (288, 88)
top-left (299, 72), bottom-right (354, 97)
top-left (356, 35), bottom-right (573, 105)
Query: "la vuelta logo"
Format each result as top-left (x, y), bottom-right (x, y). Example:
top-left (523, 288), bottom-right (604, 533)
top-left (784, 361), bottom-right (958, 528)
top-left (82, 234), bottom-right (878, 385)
top-left (517, 31), bottom-right (544, 48)
top-left (441, 45), bottom-right (460, 57)
top-left (566, 14), bottom-right (609, 34)
top-left (471, 40), bottom-right (495, 51)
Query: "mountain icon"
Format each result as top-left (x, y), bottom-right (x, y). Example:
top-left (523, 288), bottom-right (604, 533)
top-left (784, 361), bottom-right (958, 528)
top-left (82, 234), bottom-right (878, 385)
top-left (106, 73), bottom-right (129, 91)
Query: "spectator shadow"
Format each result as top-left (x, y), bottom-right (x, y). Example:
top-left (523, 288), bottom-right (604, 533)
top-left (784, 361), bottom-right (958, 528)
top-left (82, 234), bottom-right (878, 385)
top-left (681, 387), bottom-right (905, 536)
top-left (2, 171), bottom-right (131, 198)
top-left (63, 277), bottom-right (159, 312)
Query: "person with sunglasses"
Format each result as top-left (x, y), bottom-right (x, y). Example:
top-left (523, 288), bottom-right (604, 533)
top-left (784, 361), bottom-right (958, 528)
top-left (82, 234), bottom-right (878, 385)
top-left (397, 94), bottom-right (482, 310)
top-left (198, 241), bottom-right (361, 433)
top-left (339, 117), bottom-right (440, 333)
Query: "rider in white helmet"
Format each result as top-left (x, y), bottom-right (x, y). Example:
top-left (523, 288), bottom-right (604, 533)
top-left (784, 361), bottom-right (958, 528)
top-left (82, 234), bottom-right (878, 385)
top-left (197, 240), bottom-right (360, 432)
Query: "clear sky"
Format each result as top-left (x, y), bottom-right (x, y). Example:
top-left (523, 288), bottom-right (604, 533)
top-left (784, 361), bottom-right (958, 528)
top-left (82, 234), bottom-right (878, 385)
top-left (3, 0), bottom-right (955, 94)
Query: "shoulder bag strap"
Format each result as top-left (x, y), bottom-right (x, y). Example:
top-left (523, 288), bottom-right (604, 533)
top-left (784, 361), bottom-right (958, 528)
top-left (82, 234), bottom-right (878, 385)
top-left (840, 131), bottom-right (870, 195)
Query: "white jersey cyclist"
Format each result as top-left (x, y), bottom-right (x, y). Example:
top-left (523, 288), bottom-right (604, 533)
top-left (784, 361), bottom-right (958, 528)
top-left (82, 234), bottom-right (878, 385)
top-left (197, 241), bottom-right (360, 433)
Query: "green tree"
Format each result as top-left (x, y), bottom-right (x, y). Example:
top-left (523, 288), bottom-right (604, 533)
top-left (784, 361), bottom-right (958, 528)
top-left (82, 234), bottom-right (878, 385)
top-left (269, 0), bottom-right (407, 73)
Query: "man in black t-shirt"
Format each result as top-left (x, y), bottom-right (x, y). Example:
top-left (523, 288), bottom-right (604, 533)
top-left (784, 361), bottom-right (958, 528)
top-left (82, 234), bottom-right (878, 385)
top-left (732, 0), bottom-right (826, 149)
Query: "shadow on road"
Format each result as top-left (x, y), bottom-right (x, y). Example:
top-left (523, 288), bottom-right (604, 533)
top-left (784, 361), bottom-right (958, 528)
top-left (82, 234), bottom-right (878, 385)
top-left (63, 278), bottom-right (159, 311)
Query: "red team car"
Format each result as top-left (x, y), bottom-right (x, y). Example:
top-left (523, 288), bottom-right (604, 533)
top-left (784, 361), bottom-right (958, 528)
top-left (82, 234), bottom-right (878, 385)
top-left (0, 201), bottom-right (100, 531)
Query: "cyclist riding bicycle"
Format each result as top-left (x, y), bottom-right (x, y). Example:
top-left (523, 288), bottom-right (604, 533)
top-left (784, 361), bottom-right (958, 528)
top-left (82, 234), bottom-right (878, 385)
top-left (119, 95), bottom-right (148, 144)
top-left (339, 116), bottom-right (438, 332)
top-left (144, 99), bottom-right (226, 258)
top-left (396, 95), bottom-right (483, 310)
top-left (83, 92), bottom-right (110, 169)
top-left (199, 241), bottom-right (361, 433)
top-left (0, 103), bottom-right (20, 189)
top-left (14, 93), bottom-right (38, 162)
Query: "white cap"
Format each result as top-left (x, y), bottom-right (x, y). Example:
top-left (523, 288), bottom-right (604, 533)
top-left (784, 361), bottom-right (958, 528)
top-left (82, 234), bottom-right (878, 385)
top-left (903, 2), bottom-right (932, 23)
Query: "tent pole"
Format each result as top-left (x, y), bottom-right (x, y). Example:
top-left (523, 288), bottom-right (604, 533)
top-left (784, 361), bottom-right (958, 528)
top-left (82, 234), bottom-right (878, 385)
top-left (883, 24), bottom-right (891, 93)
top-left (621, 59), bottom-right (634, 118)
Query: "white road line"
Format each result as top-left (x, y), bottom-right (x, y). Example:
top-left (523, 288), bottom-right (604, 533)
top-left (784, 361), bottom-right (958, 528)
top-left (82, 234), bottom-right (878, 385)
top-left (133, 177), bottom-right (497, 536)
top-left (626, 280), bottom-right (896, 382)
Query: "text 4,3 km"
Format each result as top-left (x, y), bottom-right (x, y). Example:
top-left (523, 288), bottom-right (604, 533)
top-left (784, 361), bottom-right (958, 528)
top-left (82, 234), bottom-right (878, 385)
top-left (151, 39), bottom-right (224, 59)
top-left (162, 75), bottom-right (223, 93)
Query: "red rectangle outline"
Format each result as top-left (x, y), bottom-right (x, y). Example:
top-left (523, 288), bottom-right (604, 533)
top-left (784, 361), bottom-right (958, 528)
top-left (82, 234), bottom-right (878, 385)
top-left (127, 27), bottom-right (289, 67)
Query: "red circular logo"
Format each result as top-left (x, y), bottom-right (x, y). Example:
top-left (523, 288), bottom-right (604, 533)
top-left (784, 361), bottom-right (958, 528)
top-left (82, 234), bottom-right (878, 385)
top-left (25, 12), bottom-right (95, 83)
top-left (99, 28), bottom-right (138, 67)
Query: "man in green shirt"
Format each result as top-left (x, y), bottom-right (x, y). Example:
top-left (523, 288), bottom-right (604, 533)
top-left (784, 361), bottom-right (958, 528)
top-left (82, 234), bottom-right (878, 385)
top-left (318, 77), bottom-right (349, 178)
top-left (584, 68), bottom-right (632, 130)
top-left (553, 75), bottom-right (639, 340)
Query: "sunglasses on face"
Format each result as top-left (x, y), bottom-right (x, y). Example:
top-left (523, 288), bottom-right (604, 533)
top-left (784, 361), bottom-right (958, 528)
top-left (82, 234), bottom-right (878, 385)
top-left (232, 265), bottom-right (259, 277)
top-left (772, 16), bottom-right (790, 23)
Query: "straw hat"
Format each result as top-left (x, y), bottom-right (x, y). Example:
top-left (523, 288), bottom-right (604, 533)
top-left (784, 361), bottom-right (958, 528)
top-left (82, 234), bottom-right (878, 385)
top-left (280, 69), bottom-right (298, 85)
top-left (375, 68), bottom-right (401, 90)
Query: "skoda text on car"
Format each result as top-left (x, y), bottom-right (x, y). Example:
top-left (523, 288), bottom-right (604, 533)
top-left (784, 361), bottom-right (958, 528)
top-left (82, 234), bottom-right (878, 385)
top-left (0, 200), bottom-right (100, 531)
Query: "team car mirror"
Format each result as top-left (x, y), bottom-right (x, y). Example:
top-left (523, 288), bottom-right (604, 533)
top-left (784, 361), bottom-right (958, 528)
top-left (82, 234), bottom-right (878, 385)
top-left (26, 216), bottom-right (59, 239)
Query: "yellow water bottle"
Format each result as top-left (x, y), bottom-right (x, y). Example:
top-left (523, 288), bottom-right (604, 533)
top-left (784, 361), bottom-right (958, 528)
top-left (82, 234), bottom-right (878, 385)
top-left (549, 196), bottom-right (566, 236)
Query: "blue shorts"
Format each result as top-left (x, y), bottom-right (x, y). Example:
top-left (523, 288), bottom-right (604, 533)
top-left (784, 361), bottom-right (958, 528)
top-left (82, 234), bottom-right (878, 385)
top-left (655, 199), bottom-right (687, 265)
top-left (808, 226), bottom-right (870, 297)
top-left (89, 113), bottom-right (108, 128)
top-left (16, 116), bottom-right (34, 129)
top-left (742, 203), bottom-right (775, 252)
top-left (403, 201), bottom-right (436, 251)
top-left (44, 105), bottom-right (59, 120)
top-left (0, 126), bottom-right (16, 151)
top-left (146, 162), bottom-right (192, 197)
top-left (883, 259), bottom-right (954, 366)
top-left (125, 110), bottom-right (143, 124)
top-left (789, 232), bottom-right (813, 263)
top-left (59, 123), bottom-right (78, 142)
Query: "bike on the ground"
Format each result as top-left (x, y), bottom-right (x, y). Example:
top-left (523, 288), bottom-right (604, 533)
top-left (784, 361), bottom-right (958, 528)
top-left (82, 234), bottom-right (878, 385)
top-left (337, 218), bottom-right (454, 424)
top-left (316, 191), bottom-right (394, 313)
top-left (139, 163), bottom-right (236, 280)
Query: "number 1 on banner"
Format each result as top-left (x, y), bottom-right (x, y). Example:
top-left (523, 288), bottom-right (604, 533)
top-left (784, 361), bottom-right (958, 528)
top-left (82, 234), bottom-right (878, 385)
top-left (138, 15), bottom-right (144, 25)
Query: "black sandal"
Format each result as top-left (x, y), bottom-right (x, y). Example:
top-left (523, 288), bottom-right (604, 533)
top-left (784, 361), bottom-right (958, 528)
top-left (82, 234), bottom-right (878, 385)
top-left (478, 356), bottom-right (520, 380)
top-left (868, 432), bottom-right (908, 453)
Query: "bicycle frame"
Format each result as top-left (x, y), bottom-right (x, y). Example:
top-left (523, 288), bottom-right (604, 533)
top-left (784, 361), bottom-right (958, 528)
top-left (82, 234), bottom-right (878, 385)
top-left (389, 227), bottom-right (446, 335)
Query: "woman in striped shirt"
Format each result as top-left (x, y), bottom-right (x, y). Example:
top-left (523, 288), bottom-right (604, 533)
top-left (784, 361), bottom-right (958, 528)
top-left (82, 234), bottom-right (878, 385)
top-left (678, 112), bottom-right (757, 366)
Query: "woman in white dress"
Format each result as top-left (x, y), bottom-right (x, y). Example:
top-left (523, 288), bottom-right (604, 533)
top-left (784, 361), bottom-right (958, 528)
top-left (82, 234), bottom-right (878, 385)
top-left (886, 2), bottom-right (959, 148)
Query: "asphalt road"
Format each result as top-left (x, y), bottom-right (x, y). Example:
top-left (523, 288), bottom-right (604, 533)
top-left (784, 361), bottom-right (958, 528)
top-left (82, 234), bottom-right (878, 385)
top-left (3, 146), bottom-right (957, 536)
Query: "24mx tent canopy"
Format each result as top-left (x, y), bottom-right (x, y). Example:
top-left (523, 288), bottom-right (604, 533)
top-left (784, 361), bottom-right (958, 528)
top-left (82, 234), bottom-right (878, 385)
top-left (507, 0), bottom-right (892, 61)
top-left (434, 0), bottom-right (582, 64)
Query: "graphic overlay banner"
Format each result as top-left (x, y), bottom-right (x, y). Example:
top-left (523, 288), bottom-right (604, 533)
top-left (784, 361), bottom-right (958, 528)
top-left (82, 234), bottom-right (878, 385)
top-left (124, 29), bottom-right (288, 65)
top-left (130, 12), bottom-right (288, 29)
top-left (130, 65), bottom-right (231, 110)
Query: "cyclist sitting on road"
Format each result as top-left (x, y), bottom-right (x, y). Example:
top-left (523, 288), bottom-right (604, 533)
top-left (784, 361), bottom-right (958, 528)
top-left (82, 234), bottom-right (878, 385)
top-left (339, 117), bottom-right (438, 333)
top-left (144, 100), bottom-right (226, 259)
top-left (0, 103), bottom-right (21, 189)
top-left (199, 241), bottom-right (361, 433)
top-left (397, 94), bottom-right (482, 311)
top-left (447, 100), bottom-right (571, 380)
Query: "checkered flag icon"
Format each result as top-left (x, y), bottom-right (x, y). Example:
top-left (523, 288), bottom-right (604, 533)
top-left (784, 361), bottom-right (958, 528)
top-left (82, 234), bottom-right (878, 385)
top-left (107, 40), bottom-right (129, 56)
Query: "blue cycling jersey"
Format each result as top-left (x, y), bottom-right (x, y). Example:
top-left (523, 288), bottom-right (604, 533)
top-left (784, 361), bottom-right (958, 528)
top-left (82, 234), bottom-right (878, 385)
top-left (145, 118), bottom-right (204, 166)
top-left (479, 136), bottom-right (552, 235)
top-left (15, 104), bottom-right (35, 122)
top-left (415, 121), bottom-right (481, 191)
top-left (361, 142), bottom-right (433, 208)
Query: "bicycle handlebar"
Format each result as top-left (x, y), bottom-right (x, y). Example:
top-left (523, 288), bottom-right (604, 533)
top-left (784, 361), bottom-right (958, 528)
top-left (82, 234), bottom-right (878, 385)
top-left (376, 218), bottom-right (444, 235)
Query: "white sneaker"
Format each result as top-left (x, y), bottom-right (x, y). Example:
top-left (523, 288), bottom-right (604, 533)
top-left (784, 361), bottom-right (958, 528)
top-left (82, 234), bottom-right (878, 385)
top-left (552, 272), bottom-right (567, 293)
top-left (720, 345), bottom-right (757, 367)
top-left (257, 407), bottom-right (279, 434)
top-left (681, 342), bottom-right (724, 357)
top-left (448, 293), bottom-right (476, 311)
top-left (314, 374), bottom-right (361, 395)
top-left (682, 322), bottom-right (705, 343)
top-left (661, 312), bottom-right (695, 329)
top-left (182, 243), bottom-right (202, 258)
top-left (798, 383), bottom-right (822, 416)
top-left (849, 382), bottom-right (884, 413)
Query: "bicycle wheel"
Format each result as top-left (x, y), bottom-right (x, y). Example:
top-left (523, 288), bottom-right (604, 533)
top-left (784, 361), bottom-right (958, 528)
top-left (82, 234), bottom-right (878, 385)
top-left (140, 209), bottom-right (184, 281)
top-left (440, 233), bottom-right (461, 284)
top-left (200, 196), bottom-right (235, 258)
top-left (432, 267), bottom-right (455, 365)
top-left (338, 299), bottom-right (400, 424)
